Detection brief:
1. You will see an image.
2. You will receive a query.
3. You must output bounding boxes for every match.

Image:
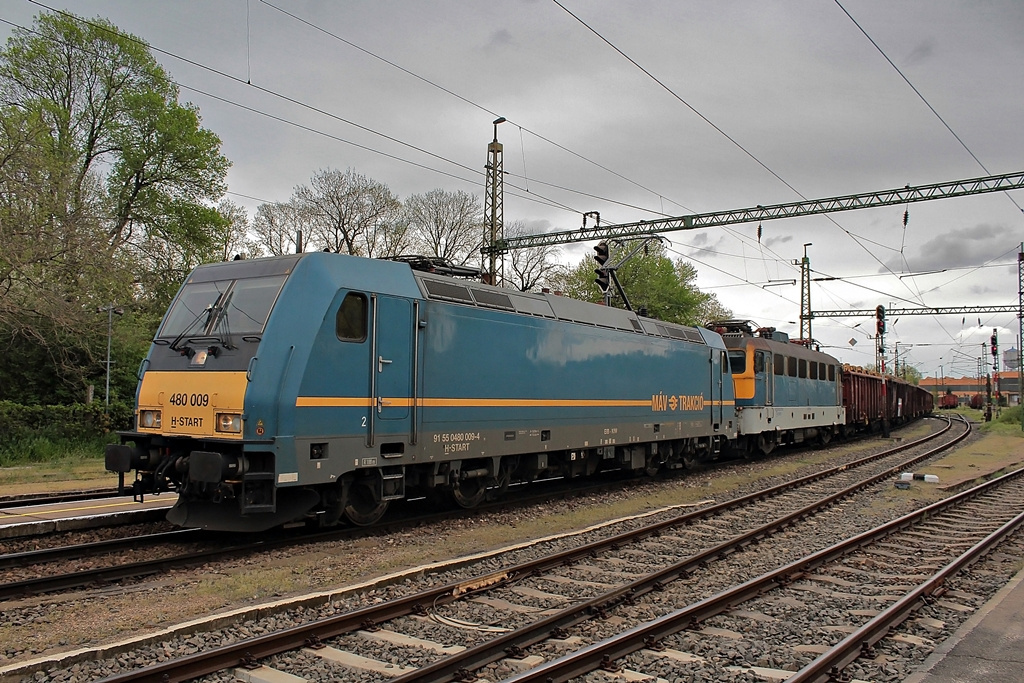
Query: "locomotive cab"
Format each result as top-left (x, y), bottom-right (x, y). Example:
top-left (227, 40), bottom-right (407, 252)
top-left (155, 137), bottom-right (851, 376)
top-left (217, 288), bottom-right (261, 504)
top-left (105, 255), bottom-right (316, 531)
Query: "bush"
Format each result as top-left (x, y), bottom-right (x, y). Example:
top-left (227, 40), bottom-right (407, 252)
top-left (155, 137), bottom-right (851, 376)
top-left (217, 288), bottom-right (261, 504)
top-left (994, 405), bottom-right (1022, 426)
top-left (0, 400), bottom-right (132, 438)
top-left (0, 400), bottom-right (133, 465)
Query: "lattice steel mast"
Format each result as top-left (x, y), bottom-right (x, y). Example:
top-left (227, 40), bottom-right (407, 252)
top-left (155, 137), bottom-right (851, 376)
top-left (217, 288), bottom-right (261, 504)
top-left (485, 170), bottom-right (1024, 252)
top-left (794, 243), bottom-right (812, 343)
top-left (483, 117), bottom-right (506, 284)
top-left (1019, 243), bottom-right (1024, 431)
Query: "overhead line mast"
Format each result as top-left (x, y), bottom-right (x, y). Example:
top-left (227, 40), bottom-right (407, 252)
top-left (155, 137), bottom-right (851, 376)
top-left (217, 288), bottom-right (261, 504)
top-left (485, 170), bottom-right (1024, 252)
top-left (813, 305), bottom-right (1020, 318)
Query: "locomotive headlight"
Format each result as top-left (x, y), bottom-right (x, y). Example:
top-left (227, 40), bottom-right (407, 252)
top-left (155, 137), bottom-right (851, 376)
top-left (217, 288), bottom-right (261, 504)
top-left (216, 413), bottom-right (243, 433)
top-left (139, 410), bottom-right (161, 429)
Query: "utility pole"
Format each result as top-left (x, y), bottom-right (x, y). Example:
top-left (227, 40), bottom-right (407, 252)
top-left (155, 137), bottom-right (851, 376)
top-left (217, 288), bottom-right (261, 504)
top-left (991, 329), bottom-right (1000, 418)
top-left (483, 117), bottom-right (506, 285)
top-left (875, 305), bottom-right (886, 373)
top-left (98, 304), bottom-right (124, 412)
top-left (981, 341), bottom-right (992, 422)
top-left (794, 243), bottom-right (812, 344)
top-left (1019, 243), bottom-right (1023, 431)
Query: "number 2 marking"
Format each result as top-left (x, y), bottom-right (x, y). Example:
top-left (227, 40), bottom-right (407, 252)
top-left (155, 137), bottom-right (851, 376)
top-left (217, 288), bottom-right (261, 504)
top-left (361, 416), bottom-right (367, 427)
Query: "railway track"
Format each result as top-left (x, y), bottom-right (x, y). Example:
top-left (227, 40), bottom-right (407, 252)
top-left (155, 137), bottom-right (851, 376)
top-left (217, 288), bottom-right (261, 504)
top-left (0, 467), bottom-right (677, 600)
top-left (32, 415), bottom-right (977, 682)
top-left (0, 487), bottom-right (120, 508)
top-left (505, 450), bottom-right (1024, 683)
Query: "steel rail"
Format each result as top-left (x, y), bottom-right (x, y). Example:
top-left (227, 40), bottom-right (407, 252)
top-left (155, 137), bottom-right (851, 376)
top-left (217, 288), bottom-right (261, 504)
top-left (786, 508), bottom-right (1024, 682)
top-left (0, 469), bottom-right (676, 599)
top-left (0, 420), bottom-right (946, 600)
top-left (0, 529), bottom-right (200, 570)
top-left (506, 448), bottom-right (1024, 683)
top-left (388, 416), bottom-right (969, 683)
top-left (0, 488), bottom-right (120, 508)
top-left (90, 417), bottom-right (959, 683)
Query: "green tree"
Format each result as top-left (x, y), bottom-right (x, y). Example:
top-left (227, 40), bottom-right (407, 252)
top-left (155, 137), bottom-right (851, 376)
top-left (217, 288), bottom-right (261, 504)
top-left (552, 241), bottom-right (730, 326)
top-left (0, 12), bottom-right (231, 404)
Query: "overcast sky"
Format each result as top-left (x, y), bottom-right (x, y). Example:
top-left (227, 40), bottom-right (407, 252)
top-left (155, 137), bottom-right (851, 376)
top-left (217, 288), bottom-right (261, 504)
top-left (3, 0), bottom-right (1022, 381)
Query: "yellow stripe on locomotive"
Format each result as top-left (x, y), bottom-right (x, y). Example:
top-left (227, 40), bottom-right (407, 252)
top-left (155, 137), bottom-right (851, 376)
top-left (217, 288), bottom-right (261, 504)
top-left (136, 370), bottom-right (248, 440)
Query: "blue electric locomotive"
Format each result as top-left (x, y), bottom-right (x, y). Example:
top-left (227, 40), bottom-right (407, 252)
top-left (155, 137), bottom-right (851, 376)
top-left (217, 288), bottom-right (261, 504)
top-left (107, 253), bottom-right (737, 531)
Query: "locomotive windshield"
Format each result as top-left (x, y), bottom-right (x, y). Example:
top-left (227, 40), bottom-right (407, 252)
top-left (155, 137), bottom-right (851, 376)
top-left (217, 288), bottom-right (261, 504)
top-left (158, 274), bottom-right (287, 341)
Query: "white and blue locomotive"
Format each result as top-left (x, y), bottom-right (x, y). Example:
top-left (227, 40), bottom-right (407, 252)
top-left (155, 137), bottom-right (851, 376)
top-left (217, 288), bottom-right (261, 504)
top-left (714, 320), bottom-right (846, 455)
top-left (107, 252), bottom-right (738, 531)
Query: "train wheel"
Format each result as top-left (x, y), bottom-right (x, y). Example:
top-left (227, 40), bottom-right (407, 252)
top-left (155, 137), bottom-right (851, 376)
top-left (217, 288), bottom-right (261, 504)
top-left (644, 454), bottom-right (664, 477)
top-left (487, 463), bottom-right (513, 501)
top-left (818, 429), bottom-right (833, 447)
top-left (449, 478), bottom-right (487, 508)
top-left (757, 432), bottom-right (776, 456)
top-left (343, 483), bottom-right (389, 526)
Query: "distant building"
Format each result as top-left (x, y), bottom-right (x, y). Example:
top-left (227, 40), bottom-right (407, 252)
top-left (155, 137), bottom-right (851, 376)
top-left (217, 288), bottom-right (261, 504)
top-left (919, 373), bottom-right (1020, 407)
top-left (1005, 347), bottom-right (1020, 372)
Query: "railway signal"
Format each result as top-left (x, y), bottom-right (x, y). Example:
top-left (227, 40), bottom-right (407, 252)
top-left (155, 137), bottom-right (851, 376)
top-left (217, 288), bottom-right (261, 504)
top-left (593, 241), bottom-right (610, 292)
top-left (991, 329), bottom-right (999, 372)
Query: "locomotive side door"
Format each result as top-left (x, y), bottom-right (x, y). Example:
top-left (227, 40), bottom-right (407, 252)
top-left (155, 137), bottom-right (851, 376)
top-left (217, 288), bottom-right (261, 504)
top-left (369, 294), bottom-right (415, 445)
top-left (756, 350), bottom-right (774, 406)
top-left (712, 349), bottom-right (725, 430)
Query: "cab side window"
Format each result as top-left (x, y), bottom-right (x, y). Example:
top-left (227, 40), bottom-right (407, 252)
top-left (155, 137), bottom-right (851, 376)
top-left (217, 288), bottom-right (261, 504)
top-left (336, 292), bottom-right (368, 342)
top-left (754, 351), bottom-right (766, 374)
top-left (728, 350), bottom-right (746, 374)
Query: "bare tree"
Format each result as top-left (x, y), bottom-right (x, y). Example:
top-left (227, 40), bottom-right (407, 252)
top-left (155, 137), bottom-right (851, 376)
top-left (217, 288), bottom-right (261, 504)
top-left (362, 212), bottom-right (414, 259)
top-left (215, 200), bottom-right (258, 261)
top-left (295, 168), bottom-right (401, 255)
top-left (503, 220), bottom-right (565, 292)
top-left (252, 201), bottom-right (302, 256)
top-left (405, 189), bottom-right (482, 265)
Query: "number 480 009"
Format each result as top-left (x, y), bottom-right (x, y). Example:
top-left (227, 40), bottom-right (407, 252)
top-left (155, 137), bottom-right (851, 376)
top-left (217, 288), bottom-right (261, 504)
top-left (168, 392), bottom-right (209, 407)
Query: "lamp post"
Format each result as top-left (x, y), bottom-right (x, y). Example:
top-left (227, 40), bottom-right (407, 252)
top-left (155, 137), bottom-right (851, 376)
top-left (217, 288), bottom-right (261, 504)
top-left (98, 304), bottom-right (124, 410)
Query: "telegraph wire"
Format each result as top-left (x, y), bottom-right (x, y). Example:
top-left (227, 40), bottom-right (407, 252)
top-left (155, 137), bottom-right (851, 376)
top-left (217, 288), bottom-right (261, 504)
top-left (835, 0), bottom-right (1024, 217)
top-left (0, 12), bottom-right (578, 216)
top-left (550, 0), bottom-right (805, 201)
top-left (834, 0), bottom-right (1024, 341)
top-left (177, 83), bottom-right (579, 214)
top-left (8, 2), bottom-right (927, 278)
top-left (257, 0), bottom-right (691, 215)
top-left (552, 0), bottom-right (931, 307)
top-left (18, 1), bottom-right (640, 218)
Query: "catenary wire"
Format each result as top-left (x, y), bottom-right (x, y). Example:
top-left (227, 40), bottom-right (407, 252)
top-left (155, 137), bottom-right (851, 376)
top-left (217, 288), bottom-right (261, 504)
top-left (257, 0), bottom-right (692, 215)
top-left (834, 0), bottom-right (1024, 218)
top-left (19, 1), bottom-right (651, 218)
top-left (551, 0), bottom-right (932, 307)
